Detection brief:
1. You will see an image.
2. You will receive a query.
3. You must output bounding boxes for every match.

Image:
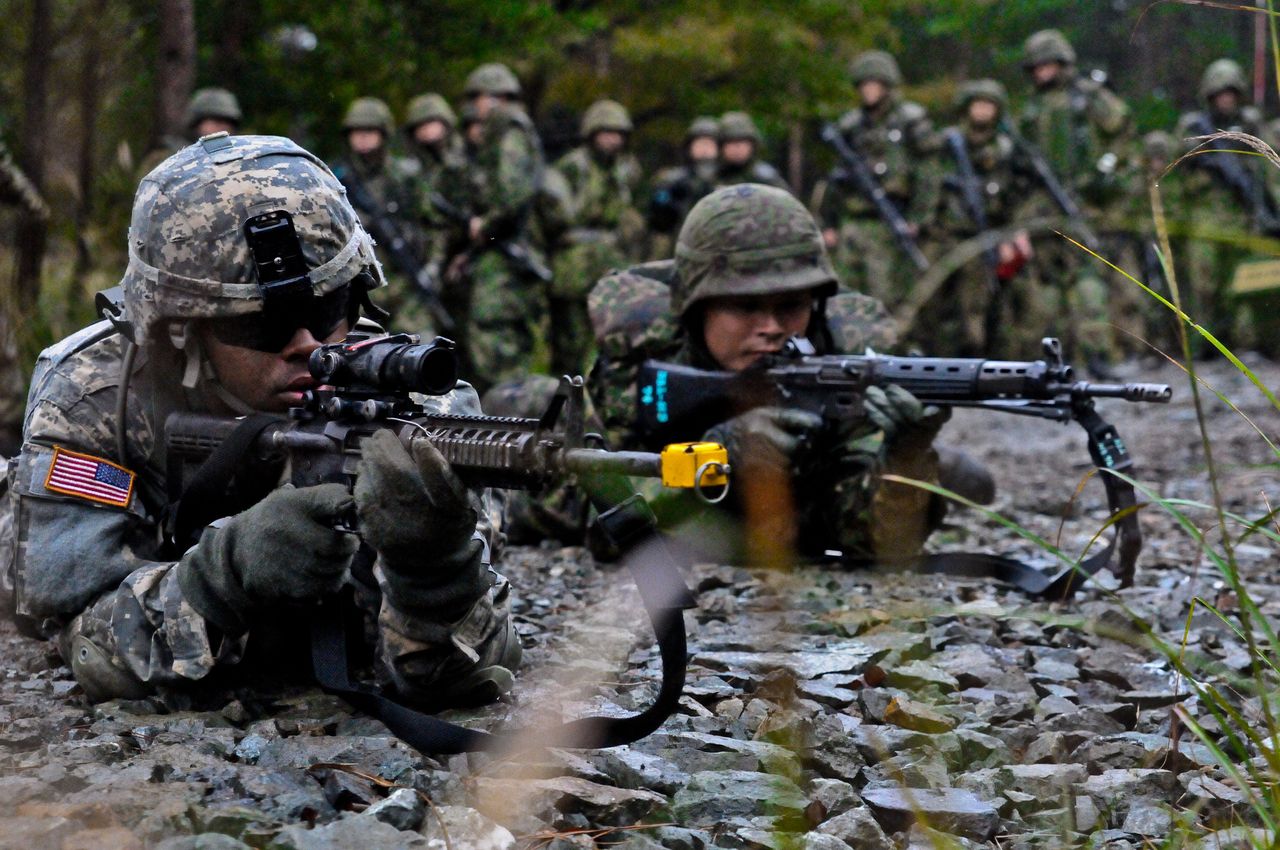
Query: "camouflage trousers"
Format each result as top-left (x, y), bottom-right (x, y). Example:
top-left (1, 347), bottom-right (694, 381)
top-left (1171, 210), bottom-right (1273, 356)
top-left (915, 255), bottom-right (1056, 358)
top-left (464, 251), bottom-right (549, 395)
top-left (550, 239), bottom-right (627, 377)
top-left (1031, 235), bottom-right (1115, 364)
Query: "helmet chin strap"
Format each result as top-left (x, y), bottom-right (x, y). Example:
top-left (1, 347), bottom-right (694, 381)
top-left (169, 320), bottom-right (254, 415)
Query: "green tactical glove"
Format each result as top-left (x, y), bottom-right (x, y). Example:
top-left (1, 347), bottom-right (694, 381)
top-left (178, 483), bottom-right (359, 636)
top-left (353, 430), bottom-right (488, 617)
top-left (703, 406), bottom-right (823, 468)
top-left (863, 385), bottom-right (950, 446)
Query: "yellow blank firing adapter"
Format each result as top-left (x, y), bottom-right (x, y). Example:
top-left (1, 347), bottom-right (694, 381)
top-left (660, 442), bottom-right (731, 503)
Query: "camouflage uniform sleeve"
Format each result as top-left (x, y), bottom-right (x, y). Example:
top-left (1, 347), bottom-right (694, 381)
top-left (372, 382), bottom-right (520, 701)
top-left (0, 139), bottom-right (50, 221)
top-left (13, 381), bottom-right (244, 700)
top-left (1088, 85), bottom-right (1131, 140)
top-left (478, 124), bottom-right (539, 239)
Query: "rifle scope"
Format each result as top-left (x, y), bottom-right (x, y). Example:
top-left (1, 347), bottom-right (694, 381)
top-left (310, 334), bottom-right (458, 396)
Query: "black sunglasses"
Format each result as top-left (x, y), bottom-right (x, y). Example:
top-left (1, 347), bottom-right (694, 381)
top-left (206, 285), bottom-right (356, 353)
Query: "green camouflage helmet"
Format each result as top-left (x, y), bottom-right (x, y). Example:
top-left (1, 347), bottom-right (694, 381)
top-left (186, 87), bottom-right (242, 129)
top-left (122, 134), bottom-right (384, 348)
top-left (581, 99), bottom-right (633, 137)
top-left (850, 50), bottom-right (902, 87)
top-left (1022, 29), bottom-right (1076, 68)
top-left (685, 115), bottom-right (720, 143)
top-left (342, 96), bottom-right (394, 135)
top-left (404, 93), bottom-right (456, 130)
top-left (955, 79), bottom-right (1008, 116)
top-left (673, 183), bottom-right (837, 319)
top-left (718, 111), bottom-right (761, 144)
top-left (1200, 58), bottom-right (1247, 102)
top-left (464, 62), bottom-right (522, 98)
top-left (1143, 130), bottom-right (1175, 163)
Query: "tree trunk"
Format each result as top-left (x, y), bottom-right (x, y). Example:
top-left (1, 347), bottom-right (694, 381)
top-left (70, 0), bottom-right (108, 298)
top-left (155, 0), bottom-right (196, 145)
top-left (14, 0), bottom-right (52, 312)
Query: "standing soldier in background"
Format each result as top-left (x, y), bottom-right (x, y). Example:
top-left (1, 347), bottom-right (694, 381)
top-left (815, 50), bottom-right (939, 308)
top-left (551, 99), bottom-right (645, 375)
top-left (137, 87), bottom-right (244, 177)
top-left (1018, 28), bottom-right (1132, 371)
top-left (715, 111), bottom-right (790, 191)
top-left (449, 62), bottom-right (547, 393)
top-left (331, 96), bottom-right (432, 335)
top-left (926, 80), bottom-right (1045, 356)
top-left (403, 93), bottom-right (465, 320)
top-left (647, 116), bottom-right (721, 260)
top-left (1175, 58), bottom-right (1280, 353)
top-left (0, 131), bottom-right (51, 456)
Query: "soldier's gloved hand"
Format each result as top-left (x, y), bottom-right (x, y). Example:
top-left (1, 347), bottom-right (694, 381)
top-left (354, 430), bottom-right (488, 618)
top-left (864, 385), bottom-right (950, 445)
top-left (178, 483), bottom-right (359, 636)
top-left (704, 407), bottom-right (823, 468)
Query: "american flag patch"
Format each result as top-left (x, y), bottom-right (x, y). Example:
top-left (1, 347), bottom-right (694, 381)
top-left (44, 447), bottom-right (135, 507)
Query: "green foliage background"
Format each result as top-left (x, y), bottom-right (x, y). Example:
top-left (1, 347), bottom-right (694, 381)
top-left (0, 0), bottom-right (1261, 328)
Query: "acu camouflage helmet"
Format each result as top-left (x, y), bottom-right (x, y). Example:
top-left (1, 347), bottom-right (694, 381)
top-left (955, 79), bottom-right (1008, 116)
top-left (404, 93), bottom-right (456, 130)
top-left (718, 111), bottom-right (761, 144)
top-left (342, 97), bottom-right (394, 135)
top-left (673, 183), bottom-right (837, 319)
top-left (186, 87), bottom-right (242, 130)
top-left (122, 134), bottom-right (383, 348)
top-left (1200, 58), bottom-right (1248, 102)
top-left (850, 50), bottom-right (902, 87)
top-left (581, 99), bottom-right (633, 137)
top-left (1022, 29), bottom-right (1076, 68)
top-left (464, 63), bottom-right (522, 98)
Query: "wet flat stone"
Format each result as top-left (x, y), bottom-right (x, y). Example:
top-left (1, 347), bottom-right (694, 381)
top-left (862, 786), bottom-right (1000, 841)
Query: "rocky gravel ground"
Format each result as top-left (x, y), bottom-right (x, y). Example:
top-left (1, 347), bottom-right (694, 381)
top-left (0, 355), bottom-right (1277, 850)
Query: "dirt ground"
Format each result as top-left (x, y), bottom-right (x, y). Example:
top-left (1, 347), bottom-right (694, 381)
top-left (0, 354), bottom-right (1276, 849)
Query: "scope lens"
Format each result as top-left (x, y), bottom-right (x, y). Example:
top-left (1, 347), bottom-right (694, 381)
top-left (393, 342), bottom-right (457, 395)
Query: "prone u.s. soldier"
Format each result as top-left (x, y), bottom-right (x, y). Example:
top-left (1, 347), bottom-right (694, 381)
top-left (0, 134), bottom-right (519, 707)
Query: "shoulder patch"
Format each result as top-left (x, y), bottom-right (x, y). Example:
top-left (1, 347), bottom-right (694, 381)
top-left (44, 447), bottom-right (135, 508)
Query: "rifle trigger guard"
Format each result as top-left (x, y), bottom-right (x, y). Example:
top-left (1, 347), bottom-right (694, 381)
top-left (694, 461), bottom-right (731, 504)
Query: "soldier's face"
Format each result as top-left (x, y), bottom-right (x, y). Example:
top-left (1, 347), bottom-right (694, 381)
top-left (348, 129), bottom-right (384, 156)
top-left (688, 136), bottom-right (718, 162)
top-left (721, 140), bottom-right (755, 166)
top-left (464, 121), bottom-right (484, 145)
top-left (701, 291), bottom-right (814, 372)
top-left (858, 80), bottom-right (888, 108)
top-left (967, 99), bottom-right (999, 127)
top-left (1211, 89), bottom-right (1240, 116)
top-left (592, 130), bottom-right (626, 155)
top-left (193, 118), bottom-right (236, 138)
top-left (198, 320), bottom-right (350, 413)
top-left (472, 93), bottom-right (499, 120)
top-left (1031, 62), bottom-right (1061, 87)
top-left (413, 120), bottom-right (449, 146)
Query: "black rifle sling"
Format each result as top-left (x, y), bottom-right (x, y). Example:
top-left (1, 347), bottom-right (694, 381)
top-left (167, 413), bottom-right (282, 550)
top-left (920, 399), bottom-right (1140, 598)
top-left (309, 490), bottom-right (694, 754)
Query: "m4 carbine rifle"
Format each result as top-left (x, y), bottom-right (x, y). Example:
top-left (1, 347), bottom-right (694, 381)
top-left (819, 122), bottom-right (930, 272)
top-left (164, 332), bottom-right (728, 755)
top-left (636, 336), bottom-right (1171, 595)
top-left (335, 170), bottom-right (456, 333)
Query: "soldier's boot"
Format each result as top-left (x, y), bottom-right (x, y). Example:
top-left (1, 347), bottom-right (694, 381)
top-left (936, 444), bottom-right (996, 506)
